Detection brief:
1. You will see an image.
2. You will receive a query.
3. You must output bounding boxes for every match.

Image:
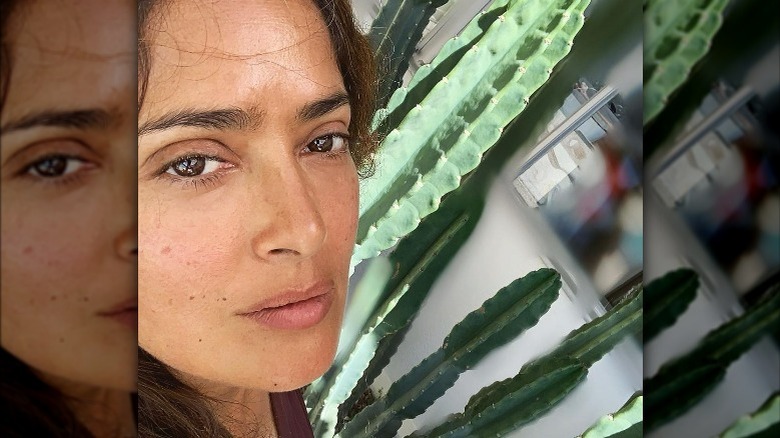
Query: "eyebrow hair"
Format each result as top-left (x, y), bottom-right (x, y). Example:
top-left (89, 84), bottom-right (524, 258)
top-left (1, 109), bottom-right (114, 133)
top-left (138, 107), bottom-right (262, 136)
top-left (138, 92), bottom-right (351, 137)
top-left (297, 91), bottom-right (350, 122)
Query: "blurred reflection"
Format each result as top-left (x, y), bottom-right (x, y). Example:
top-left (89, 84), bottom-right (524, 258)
top-left (652, 82), bottom-right (779, 297)
top-left (0, 0), bottom-right (136, 437)
top-left (513, 80), bottom-right (643, 300)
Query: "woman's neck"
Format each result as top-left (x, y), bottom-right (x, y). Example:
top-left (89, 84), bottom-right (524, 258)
top-left (39, 373), bottom-right (136, 438)
top-left (179, 373), bottom-right (277, 438)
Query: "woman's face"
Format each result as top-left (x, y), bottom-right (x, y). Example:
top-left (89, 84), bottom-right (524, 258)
top-left (138, 0), bottom-right (359, 392)
top-left (0, 0), bottom-right (137, 391)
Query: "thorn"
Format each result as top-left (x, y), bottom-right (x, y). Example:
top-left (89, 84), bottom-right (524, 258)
top-left (498, 14), bottom-right (505, 22)
top-left (490, 97), bottom-right (499, 105)
top-left (463, 129), bottom-right (471, 137)
top-left (518, 66), bottom-right (527, 74)
top-left (442, 76), bottom-right (449, 83)
top-left (544, 37), bottom-right (552, 45)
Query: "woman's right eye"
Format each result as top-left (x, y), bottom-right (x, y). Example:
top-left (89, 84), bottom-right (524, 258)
top-left (26, 155), bottom-right (90, 178)
top-left (165, 155), bottom-right (225, 177)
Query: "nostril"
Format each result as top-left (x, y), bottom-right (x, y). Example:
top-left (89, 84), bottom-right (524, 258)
top-left (268, 248), bottom-right (300, 256)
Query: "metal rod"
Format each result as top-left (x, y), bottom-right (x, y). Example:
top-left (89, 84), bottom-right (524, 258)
top-left (652, 86), bottom-right (755, 178)
top-left (516, 84), bottom-right (618, 177)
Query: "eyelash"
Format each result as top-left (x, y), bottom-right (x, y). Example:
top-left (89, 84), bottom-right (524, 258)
top-left (156, 133), bottom-right (351, 190)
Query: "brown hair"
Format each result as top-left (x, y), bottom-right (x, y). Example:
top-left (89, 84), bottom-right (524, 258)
top-left (137, 1), bottom-right (378, 436)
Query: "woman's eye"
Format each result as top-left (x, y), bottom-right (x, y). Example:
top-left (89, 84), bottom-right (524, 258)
top-left (165, 155), bottom-right (224, 177)
top-left (27, 156), bottom-right (89, 178)
top-left (307, 134), bottom-right (348, 154)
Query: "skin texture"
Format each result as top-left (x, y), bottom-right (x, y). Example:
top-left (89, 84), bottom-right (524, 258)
top-left (138, 0), bottom-right (358, 432)
top-left (0, 0), bottom-right (136, 435)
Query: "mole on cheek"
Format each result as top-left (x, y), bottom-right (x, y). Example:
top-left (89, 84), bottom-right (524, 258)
top-left (161, 246), bottom-right (171, 255)
top-left (23, 246), bottom-right (33, 254)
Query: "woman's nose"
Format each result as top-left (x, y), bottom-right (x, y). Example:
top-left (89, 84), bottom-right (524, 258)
top-left (249, 163), bottom-right (327, 263)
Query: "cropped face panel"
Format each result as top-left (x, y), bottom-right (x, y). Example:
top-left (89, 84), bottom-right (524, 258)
top-left (0, 0), bottom-right (137, 391)
top-left (137, 0), bottom-right (359, 392)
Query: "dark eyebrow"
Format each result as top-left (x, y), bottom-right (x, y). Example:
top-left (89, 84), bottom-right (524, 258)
top-left (138, 92), bottom-right (350, 137)
top-left (1, 109), bottom-right (114, 133)
top-left (297, 92), bottom-right (350, 122)
top-left (138, 107), bottom-right (262, 136)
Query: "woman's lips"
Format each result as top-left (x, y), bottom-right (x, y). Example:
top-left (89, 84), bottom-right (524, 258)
top-left (238, 281), bottom-right (334, 330)
top-left (98, 298), bottom-right (138, 330)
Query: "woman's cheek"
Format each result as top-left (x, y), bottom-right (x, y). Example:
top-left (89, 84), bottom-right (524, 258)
top-left (138, 189), bottom-right (244, 308)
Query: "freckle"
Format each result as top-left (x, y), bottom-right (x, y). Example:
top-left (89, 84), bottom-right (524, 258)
top-left (23, 246), bottom-right (33, 254)
top-left (222, 297), bottom-right (227, 301)
top-left (50, 296), bottom-right (57, 301)
top-left (198, 339), bottom-right (202, 342)
top-left (59, 337), bottom-right (65, 343)
top-left (82, 297), bottom-right (89, 302)
top-left (161, 246), bottom-right (171, 255)
top-left (189, 296), bottom-right (195, 300)
top-left (168, 299), bottom-right (173, 305)
top-left (202, 295), bottom-right (205, 298)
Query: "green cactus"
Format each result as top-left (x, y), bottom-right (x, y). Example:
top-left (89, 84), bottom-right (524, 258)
top-left (578, 392), bottom-right (643, 438)
top-left (411, 356), bottom-right (589, 438)
top-left (645, 285), bottom-right (780, 432)
top-left (353, 0), bottom-right (591, 268)
top-left (553, 285), bottom-right (644, 368)
top-left (337, 269), bottom-right (562, 437)
top-left (643, 0), bottom-right (730, 124)
top-left (307, 177), bottom-right (488, 437)
top-left (368, 0), bottom-right (450, 107)
top-left (719, 392), bottom-right (780, 438)
top-left (374, 0), bottom-right (514, 136)
top-left (644, 268), bottom-right (699, 343)
top-left (409, 286), bottom-right (643, 437)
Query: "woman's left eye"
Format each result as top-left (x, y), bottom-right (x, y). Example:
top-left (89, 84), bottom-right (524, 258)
top-left (164, 155), bottom-right (225, 177)
top-left (306, 134), bottom-right (348, 154)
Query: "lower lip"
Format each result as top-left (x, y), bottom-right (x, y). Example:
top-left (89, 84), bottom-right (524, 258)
top-left (103, 309), bottom-right (137, 329)
top-left (241, 293), bottom-right (333, 330)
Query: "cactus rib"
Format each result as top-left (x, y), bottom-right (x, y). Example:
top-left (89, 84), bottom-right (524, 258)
top-left (643, 0), bottom-right (730, 123)
top-left (644, 268), bottom-right (699, 343)
top-left (369, 0), bottom-right (449, 107)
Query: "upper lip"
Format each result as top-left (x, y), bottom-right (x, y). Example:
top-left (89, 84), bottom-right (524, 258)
top-left (98, 297), bottom-right (137, 316)
top-left (237, 280), bottom-right (334, 314)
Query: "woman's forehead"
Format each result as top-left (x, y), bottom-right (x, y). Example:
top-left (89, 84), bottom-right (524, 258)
top-left (149, 0), bottom-right (330, 61)
top-left (11, 0), bottom-right (134, 59)
top-left (141, 0), bottom-right (344, 120)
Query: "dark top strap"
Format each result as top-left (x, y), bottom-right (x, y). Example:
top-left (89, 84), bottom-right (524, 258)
top-left (269, 390), bottom-right (313, 438)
